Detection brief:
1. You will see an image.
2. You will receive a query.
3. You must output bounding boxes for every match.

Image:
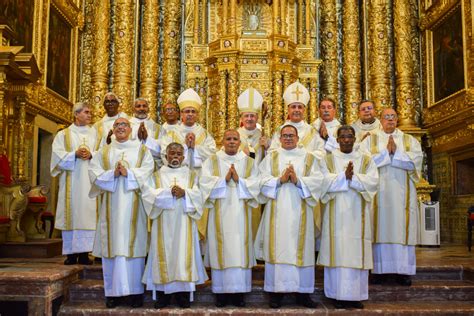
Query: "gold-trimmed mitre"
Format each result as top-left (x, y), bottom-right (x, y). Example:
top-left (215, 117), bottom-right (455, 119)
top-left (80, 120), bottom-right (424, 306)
top-left (237, 87), bottom-right (263, 114)
top-left (177, 88), bottom-right (202, 111)
top-left (283, 81), bottom-right (310, 106)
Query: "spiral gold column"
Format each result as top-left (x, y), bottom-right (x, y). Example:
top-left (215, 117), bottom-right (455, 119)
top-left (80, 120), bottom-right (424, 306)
top-left (342, 0), bottom-right (362, 124)
top-left (297, 0), bottom-right (304, 44)
top-left (272, 71), bottom-right (283, 131)
top-left (227, 69), bottom-right (239, 129)
top-left (222, 0), bottom-right (228, 34)
top-left (163, 1), bottom-right (182, 104)
top-left (394, 0), bottom-right (417, 128)
top-left (368, 0), bottom-right (391, 112)
top-left (217, 70), bottom-right (227, 143)
top-left (140, 0), bottom-right (160, 120)
top-left (273, 0), bottom-right (280, 35)
top-left (283, 71), bottom-right (291, 121)
top-left (280, 0), bottom-right (287, 35)
top-left (308, 78), bottom-right (318, 123)
top-left (16, 97), bottom-right (26, 181)
top-left (198, 79), bottom-right (207, 128)
top-left (319, 0), bottom-right (338, 102)
top-left (91, 0), bottom-right (110, 117)
top-left (305, 0), bottom-right (311, 44)
top-left (193, 0), bottom-right (199, 43)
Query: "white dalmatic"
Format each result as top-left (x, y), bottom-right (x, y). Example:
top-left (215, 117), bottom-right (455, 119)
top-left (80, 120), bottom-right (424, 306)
top-left (268, 121), bottom-right (325, 159)
top-left (92, 112), bottom-right (129, 151)
top-left (160, 123), bottom-right (216, 172)
top-left (141, 165), bottom-right (208, 298)
top-left (51, 124), bottom-right (97, 255)
top-left (255, 147), bottom-right (323, 293)
top-left (351, 118), bottom-right (382, 144)
top-left (317, 149), bottom-right (378, 301)
top-left (359, 129), bottom-right (422, 275)
top-left (129, 116), bottom-right (161, 155)
top-left (200, 151), bottom-right (260, 293)
top-left (89, 139), bottom-right (154, 296)
top-left (311, 118), bottom-right (342, 153)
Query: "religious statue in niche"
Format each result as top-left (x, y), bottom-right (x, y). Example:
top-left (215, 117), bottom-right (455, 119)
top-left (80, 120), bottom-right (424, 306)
top-left (242, 0), bottom-right (266, 35)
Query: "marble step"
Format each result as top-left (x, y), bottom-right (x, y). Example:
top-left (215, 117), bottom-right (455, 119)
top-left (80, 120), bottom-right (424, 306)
top-left (58, 300), bottom-right (474, 315)
top-left (80, 264), bottom-right (470, 282)
top-left (69, 278), bottom-right (474, 303)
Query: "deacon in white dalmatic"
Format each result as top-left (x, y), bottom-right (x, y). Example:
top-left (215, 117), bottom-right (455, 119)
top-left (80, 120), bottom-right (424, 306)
top-left (311, 97), bottom-right (341, 153)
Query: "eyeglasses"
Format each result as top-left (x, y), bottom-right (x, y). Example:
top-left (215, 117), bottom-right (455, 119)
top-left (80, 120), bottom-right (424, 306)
top-left (104, 99), bottom-right (119, 105)
top-left (281, 134), bottom-right (297, 139)
top-left (360, 106), bottom-right (374, 111)
top-left (113, 122), bottom-right (130, 128)
top-left (382, 114), bottom-right (397, 120)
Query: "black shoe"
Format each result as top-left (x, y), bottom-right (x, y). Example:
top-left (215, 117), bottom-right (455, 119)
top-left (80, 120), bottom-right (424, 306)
top-left (269, 293), bottom-right (283, 308)
top-left (231, 293), bottom-right (246, 307)
top-left (129, 294), bottom-right (143, 308)
top-left (370, 273), bottom-right (383, 285)
top-left (350, 301), bottom-right (364, 309)
top-left (295, 293), bottom-right (318, 308)
top-left (64, 254), bottom-right (78, 265)
top-left (397, 274), bottom-right (412, 286)
top-left (175, 292), bottom-right (191, 308)
top-left (215, 293), bottom-right (228, 307)
top-left (77, 252), bottom-right (93, 265)
top-left (94, 257), bottom-right (102, 263)
top-left (154, 291), bottom-right (171, 309)
top-left (105, 297), bottom-right (118, 308)
top-left (333, 300), bottom-right (351, 309)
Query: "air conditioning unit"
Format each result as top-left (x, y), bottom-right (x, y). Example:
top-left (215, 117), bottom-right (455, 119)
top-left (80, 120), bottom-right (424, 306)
top-left (419, 201), bottom-right (440, 246)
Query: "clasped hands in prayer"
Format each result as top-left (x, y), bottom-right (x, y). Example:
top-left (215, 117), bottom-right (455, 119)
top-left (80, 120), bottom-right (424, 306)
top-left (185, 133), bottom-right (196, 149)
top-left (280, 165), bottom-right (298, 185)
top-left (75, 148), bottom-right (92, 160)
top-left (171, 185), bottom-right (185, 199)
top-left (345, 161), bottom-right (354, 181)
top-left (386, 135), bottom-right (397, 155)
top-left (114, 162), bottom-right (128, 178)
top-left (137, 122), bottom-right (148, 141)
top-left (225, 164), bottom-right (239, 183)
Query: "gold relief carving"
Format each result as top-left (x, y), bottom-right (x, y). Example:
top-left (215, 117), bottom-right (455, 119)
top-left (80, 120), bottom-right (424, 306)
top-left (368, 0), bottom-right (392, 111)
top-left (163, 1), bottom-right (182, 104)
top-left (78, 0), bottom-right (95, 103)
top-left (90, 0), bottom-right (110, 118)
top-left (216, 70), bottom-right (228, 144)
top-left (139, 0), bottom-right (160, 121)
top-left (319, 0), bottom-right (338, 103)
top-left (227, 70), bottom-right (239, 129)
top-left (113, 0), bottom-right (136, 110)
top-left (51, 0), bottom-right (83, 27)
top-left (419, 0), bottom-right (459, 30)
top-left (17, 97), bottom-right (26, 181)
top-left (283, 71), bottom-right (291, 121)
top-left (272, 70), bottom-right (283, 131)
top-left (342, 0), bottom-right (361, 125)
top-left (394, 0), bottom-right (418, 128)
top-left (241, 39), bottom-right (268, 52)
top-left (432, 128), bottom-right (474, 148)
top-left (197, 79), bottom-right (207, 128)
top-left (308, 78), bottom-right (318, 123)
top-left (423, 91), bottom-right (466, 124)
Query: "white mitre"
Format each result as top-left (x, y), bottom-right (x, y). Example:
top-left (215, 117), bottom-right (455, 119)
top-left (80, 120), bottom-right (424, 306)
top-left (283, 81), bottom-right (310, 106)
top-left (177, 88), bottom-right (202, 111)
top-left (238, 87), bottom-right (263, 114)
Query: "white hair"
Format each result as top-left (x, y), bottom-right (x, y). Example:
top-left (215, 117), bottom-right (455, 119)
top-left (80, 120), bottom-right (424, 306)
top-left (104, 92), bottom-right (119, 101)
top-left (134, 97), bottom-right (149, 106)
top-left (72, 102), bottom-right (90, 116)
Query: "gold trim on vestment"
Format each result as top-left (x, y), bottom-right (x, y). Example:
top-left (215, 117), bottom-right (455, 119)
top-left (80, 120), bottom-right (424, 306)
top-left (186, 171), bottom-right (196, 281)
top-left (269, 151), bottom-right (279, 263)
top-left (359, 155), bottom-right (371, 269)
top-left (324, 153), bottom-right (336, 267)
top-left (64, 128), bottom-right (73, 230)
top-left (300, 127), bottom-right (316, 148)
top-left (95, 122), bottom-right (103, 151)
top-left (157, 216), bottom-right (169, 283)
top-left (211, 155), bottom-right (224, 269)
top-left (243, 156), bottom-right (254, 268)
top-left (102, 145), bottom-right (112, 258)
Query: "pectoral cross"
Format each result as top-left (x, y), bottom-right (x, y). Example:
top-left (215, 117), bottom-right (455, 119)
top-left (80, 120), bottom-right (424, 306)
top-left (286, 161), bottom-right (293, 168)
top-left (292, 86), bottom-right (303, 101)
top-left (170, 177), bottom-right (177, 188)
top-left (120, 152), bottom-right (125, 161)
top-left (82, 138), bottom-right (87, 146)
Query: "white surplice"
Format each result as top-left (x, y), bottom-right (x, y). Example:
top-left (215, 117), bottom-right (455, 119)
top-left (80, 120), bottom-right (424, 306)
top-left (359, 128), bottom-right (422, 276)
top-left (311, 118), bottom-right (342, 153)
top-left (317, 149), bottom-right (378, 301)
top-left (200, 151), bottom-right (260, 293)
top-left (351, 118), bottom-right (382, 144)
top-left (51, 124), bottom-right (97, 254)
top-left (141, 165), bottom-right (208, 298)
top-left (255, 147), bottom-right (323, 293)
top-left (268, 121), bottom-right (325, 159)
top-left (89, 139), bottom-right (154, 296)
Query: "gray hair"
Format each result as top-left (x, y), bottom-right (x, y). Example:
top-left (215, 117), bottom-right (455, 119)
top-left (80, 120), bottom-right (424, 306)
top-left (166, 142), bottom-right (184, 153)
top-left (104, 92), bottom-right (119, 102)
top-left (133, 97), bottom-right (149, 106)
top-left (72, 102), bottom-right (90, 116)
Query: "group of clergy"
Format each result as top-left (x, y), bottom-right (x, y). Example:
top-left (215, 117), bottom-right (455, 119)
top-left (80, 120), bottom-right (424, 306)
top-left (51, 80), bottom-right (422, 310)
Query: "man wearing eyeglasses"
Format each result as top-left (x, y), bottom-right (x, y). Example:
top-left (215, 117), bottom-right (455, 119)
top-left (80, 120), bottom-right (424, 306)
top-left (159, 102), bottom-right (181, 138)
top-left (93, 92), bottom-right (129, 150)
top-left (318, 126), bottom-right (378, 309)
top-left (89, 117), bottom-right (154, 309)
top-left (256, 125), bottom-right (323, 309)
top-left (160, 88), bottom-right (216, 173)
top-left (268, 81), bottom-right (325, 159)
top-left (359, 108), bottom-right (422, 287)
top-left (351, 100), bottom-right (382, 143)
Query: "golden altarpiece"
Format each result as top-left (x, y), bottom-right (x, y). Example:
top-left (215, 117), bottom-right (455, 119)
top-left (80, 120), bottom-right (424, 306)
top-left (0, 0), bottom-right (472, 244)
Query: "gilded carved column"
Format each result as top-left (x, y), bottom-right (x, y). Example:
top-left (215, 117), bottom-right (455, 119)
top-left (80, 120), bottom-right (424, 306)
top-left (305, 0), bottom-right (311, 44)
top-left (280, 0), bottom-right (287, 35)
top-left (198, 79), bottom-right (207, 128)
top-left (308, 78), bottom-right (318, 123)
top-left (273, 0), bottom-right (280, 35)
top-left (342, 0), bottom-right (362, 124)
top-left (297, 0), bottom-right (304, 44)
top-left (140, 0), bottom-right (160, 120)
top-left (0, 73), bottom-right (5, 150)
top-left (227, 69), bottom-right (239, 129)
top-left (272, 71), bottom-right (283, 131)
top-left (217, 70), bottom-right (228, 144)
top-left (394, 0), bottom-right (417, 128)
top-left (368, 0), bottom-right (392, 112)
top-left (193, 0), bottom-right (199, 43)
top-left (222, 0), bottom-right (228, 35)
top-left (91, 0), bottom-right (110, 117)
top-left (113, 0), bottom-right (136, 109)
top-left (17, 97), bottom-right (26, 181)
top-left (320, 0), bottom-right (338, 101)
top-left (229, 0), bottom-right (236, 35)
top-left (201, 0), bottom-right (207, 43)
top-left (163, 1), bottom-right (182, 104)
top-left (283, 71), bottom-right (291, 121)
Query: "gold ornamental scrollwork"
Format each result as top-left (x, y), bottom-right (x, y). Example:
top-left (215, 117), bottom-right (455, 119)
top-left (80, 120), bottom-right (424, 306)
top-left (162, 1), bottom-right (182, 104)
top-left (319, 0), bottom-right (338, 101)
